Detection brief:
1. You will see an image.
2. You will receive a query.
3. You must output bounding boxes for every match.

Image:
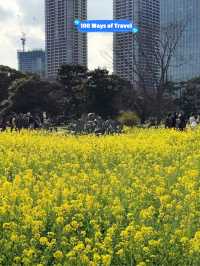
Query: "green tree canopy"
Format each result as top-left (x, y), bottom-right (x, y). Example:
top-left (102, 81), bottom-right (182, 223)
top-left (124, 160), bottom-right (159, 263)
top-left (86, 69), bottom-right (130, 118)
top-left (57, 65), bottom-right (88, 118)
top-left (0, 65), bottom-right (26, 105)
top-left (2, 76), bottom-right (65, 116)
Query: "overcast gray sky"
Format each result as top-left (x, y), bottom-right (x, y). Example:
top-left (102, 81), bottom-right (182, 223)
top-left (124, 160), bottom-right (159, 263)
top-left (0, 0), bottom-right (113, 71)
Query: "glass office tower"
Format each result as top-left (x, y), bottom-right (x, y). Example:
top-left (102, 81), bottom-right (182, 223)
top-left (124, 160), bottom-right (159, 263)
top-left (17, 50), bottom-right (46, 77)
top-left (161, 0), bottom-right (200, 81)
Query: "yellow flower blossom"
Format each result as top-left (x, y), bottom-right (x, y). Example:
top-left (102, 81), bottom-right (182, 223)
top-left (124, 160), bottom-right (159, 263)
top-left (39, 237), bottom-right (49, 246)
top-left (0, 130), bottom-right (200, 264)
top-left (53, 250), bottom-right (63, 260)
top-left (102, 254), bottom-right (111, 266)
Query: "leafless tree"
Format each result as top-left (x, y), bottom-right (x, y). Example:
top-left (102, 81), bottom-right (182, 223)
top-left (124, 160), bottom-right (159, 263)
top-left (102, 19), bottom-right (187, 122)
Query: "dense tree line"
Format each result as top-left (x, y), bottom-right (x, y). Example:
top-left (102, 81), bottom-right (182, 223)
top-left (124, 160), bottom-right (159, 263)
top-left (0, 65), bottom-right (134, 121)
top-left (0, 64), bottom-right (200, 123)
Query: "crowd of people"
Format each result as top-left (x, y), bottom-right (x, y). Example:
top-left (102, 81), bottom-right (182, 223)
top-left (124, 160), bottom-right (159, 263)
top-left (0, 112), bottom-right (51, 132)
top-left (165, 112), bottom-right (199, 130)
top-left (0, 112), bottom-right (123, 135)
top-left (0, 111), bottom-right (200, 133)
top-left (68, 113), bottom-right (123, 135)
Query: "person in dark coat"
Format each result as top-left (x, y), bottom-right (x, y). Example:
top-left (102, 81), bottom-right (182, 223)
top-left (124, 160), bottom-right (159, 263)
top-left (176, 113), bottom-right (187, 131)
top-left (0, 116), bottom-right (7, 131)
top-left (165, 113), bottom-right (173, 128)
top-left (171, 112), bottom-right (177, 129)
top-left (34, 114), bottom-right (42, 129)
top-left (10, 113), bottom-right (16, 132)
top-left (15, 113), bottom-right (24, 131)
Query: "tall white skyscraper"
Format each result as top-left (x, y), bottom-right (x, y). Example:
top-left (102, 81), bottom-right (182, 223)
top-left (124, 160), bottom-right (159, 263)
top-left (113, 0), bottom-right (160, 88)
top-left (45, 0), bottom-right (87, 78)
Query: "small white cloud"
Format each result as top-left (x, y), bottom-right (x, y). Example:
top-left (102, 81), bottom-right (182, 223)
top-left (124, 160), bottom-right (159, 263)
top-left (0, 0), bottom-right (20, 14)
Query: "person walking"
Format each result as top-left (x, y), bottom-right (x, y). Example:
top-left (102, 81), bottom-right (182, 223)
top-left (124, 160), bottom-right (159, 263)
top-left (10, 113), bottom-right (16, 132)
top-left (0, 116), bottom-right (7, 131)
top-left (171, 112), bottom-right (177, 129)
top-left (189, 113), bottom-right (198, 130)
top-left (165, 113), bottom-right (173, 129)
top-left (176, 112), bottom-right (187, 131)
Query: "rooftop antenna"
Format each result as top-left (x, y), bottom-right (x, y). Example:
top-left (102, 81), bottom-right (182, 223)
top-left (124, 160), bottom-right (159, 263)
top-left (21, 32), bottom-right (26, 52)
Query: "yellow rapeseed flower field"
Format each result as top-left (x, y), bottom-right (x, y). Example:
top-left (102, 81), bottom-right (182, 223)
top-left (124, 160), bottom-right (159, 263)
top-left (0, 129), bottom-right (200, 265)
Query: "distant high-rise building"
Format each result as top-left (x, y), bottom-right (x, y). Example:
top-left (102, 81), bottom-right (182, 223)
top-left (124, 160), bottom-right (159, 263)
top-left (45, 0), bottom-right (88, 79)
top-left (17, 50), bottom-right (46, 77)
top-left (113, 0), bottom-right (160, 87)
top-left (161, 0), bottom-right (200, 81)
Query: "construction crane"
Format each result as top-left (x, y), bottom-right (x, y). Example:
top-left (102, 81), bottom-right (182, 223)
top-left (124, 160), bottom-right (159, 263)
top-left (17, 14), bottom-right (39, 52)
top-left (17, 14), bottom-right (27, 52)
top-left (20, 32), bottom-right (26, 52)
